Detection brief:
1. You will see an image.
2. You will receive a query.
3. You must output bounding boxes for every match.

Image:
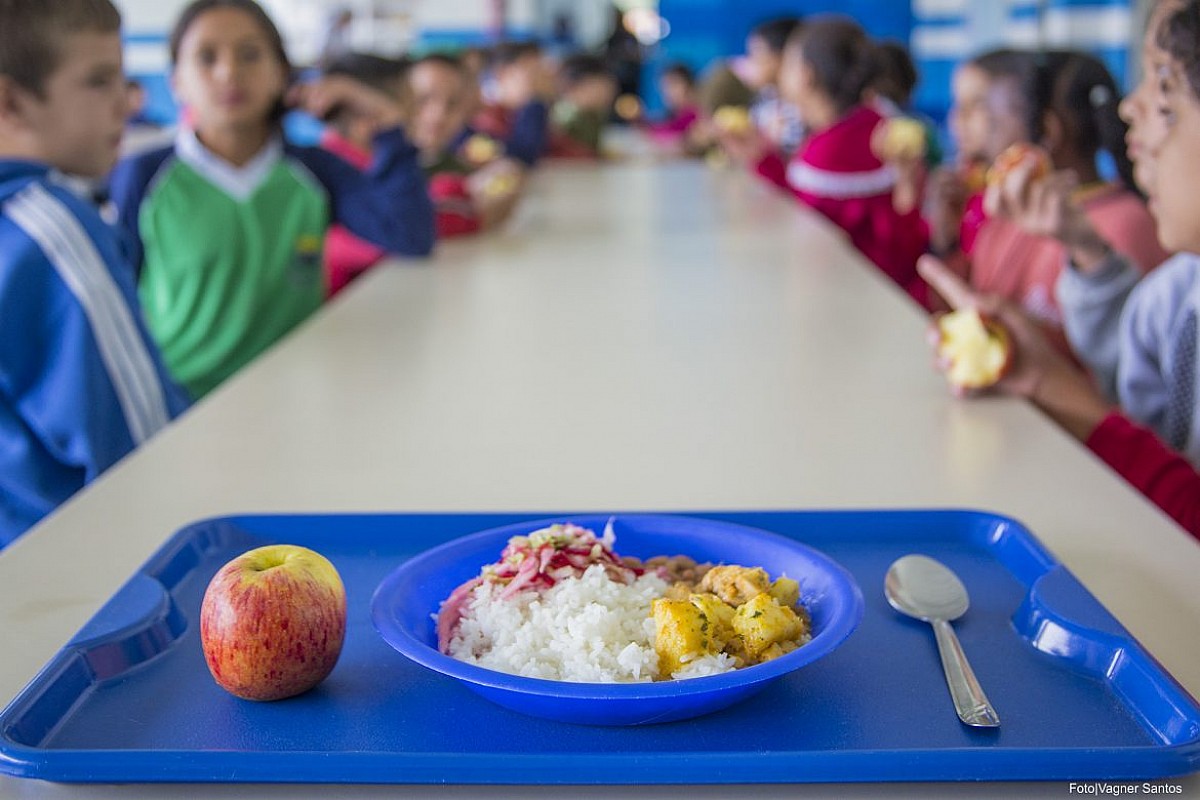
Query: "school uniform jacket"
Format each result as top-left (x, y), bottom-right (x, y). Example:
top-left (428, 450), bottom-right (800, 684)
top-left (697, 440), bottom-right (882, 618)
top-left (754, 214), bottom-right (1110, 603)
top-left (0, 160), bottom-right (188, 546)
top-left (109, 127), bottom-right (434, 398)
top-left (754, 105), bottom-right (928, 307)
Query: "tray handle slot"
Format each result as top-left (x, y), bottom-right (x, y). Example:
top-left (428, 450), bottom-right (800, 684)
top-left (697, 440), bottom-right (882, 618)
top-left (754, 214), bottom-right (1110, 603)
top-left (67, 573), bottom-right (188, 681)
top-left (1013, 567), bottom-right (1200, 746)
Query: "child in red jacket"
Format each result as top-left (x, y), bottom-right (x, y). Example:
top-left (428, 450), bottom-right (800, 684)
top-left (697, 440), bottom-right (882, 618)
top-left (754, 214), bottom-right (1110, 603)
top-left (721, 16), bottom-right (927, 306)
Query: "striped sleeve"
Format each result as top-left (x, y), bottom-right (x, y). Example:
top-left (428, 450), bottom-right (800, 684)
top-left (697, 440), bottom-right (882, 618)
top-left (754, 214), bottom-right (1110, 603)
top-left (6, 183), bottom-right (171, 445)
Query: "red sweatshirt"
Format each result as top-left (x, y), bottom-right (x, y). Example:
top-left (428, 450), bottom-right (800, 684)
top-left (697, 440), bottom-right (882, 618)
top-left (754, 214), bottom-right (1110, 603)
top-left (1087, 413), bottom-right (1200, 542)
top-left (754, 105), bottom-right (928, 307)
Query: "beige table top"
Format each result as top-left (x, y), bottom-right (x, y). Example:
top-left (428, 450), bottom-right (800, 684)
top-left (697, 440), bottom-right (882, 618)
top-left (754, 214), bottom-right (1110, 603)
top-left (1, 154), bottom-right (1197, 798)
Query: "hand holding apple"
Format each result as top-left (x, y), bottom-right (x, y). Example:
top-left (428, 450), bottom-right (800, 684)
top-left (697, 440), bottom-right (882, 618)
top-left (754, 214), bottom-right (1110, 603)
top-left (986, 143), bottom-right (1051, 190)
top-left (919, 255), bottom-right (1114, 441)
top-left (200, 545), bottom-right (346, 701)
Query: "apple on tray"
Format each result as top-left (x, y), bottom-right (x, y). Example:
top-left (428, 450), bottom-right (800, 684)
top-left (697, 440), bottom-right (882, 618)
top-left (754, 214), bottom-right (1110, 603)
top-left (936, 308), bottom-right (1013, 390)
top-left (200, 544), bottom-right (347, 701)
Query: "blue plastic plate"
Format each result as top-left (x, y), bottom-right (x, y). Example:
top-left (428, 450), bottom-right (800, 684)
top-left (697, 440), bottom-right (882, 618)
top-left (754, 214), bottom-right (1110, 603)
top-left (370, 515), bottom-right (864, 725)
top-left (0, 510), bottom-right (1198, 784)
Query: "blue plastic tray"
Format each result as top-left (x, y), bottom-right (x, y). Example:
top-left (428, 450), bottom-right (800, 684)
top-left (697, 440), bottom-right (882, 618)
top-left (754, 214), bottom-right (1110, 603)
top-left (1, 510), bottom-right (1198, 784)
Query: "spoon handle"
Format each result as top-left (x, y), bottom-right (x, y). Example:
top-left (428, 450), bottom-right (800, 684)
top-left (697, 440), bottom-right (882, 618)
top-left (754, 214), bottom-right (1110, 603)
top-left (931, 618), bottom-right (1000, 728)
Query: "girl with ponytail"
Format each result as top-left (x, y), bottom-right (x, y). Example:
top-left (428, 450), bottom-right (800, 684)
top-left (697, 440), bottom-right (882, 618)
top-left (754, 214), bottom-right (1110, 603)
top-left (938, 48), bottom-right (1168, 353)
top-left (719, 15), bottom-right (929, 306)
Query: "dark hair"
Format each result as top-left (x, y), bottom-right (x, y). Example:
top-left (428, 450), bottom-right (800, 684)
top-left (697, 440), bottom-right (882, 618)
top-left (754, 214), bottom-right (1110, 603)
top-left (697, 62), bottom-right (754, 114)
top-left (968, 48), bottom-right (1136, 189)
top-left (662, 62), bottom-right (695, 86)
top-left (412, 52), bottom-right (464, 74)
top-left (491, 41), bottom-right (541, 68)
top-left (558, 53), bottom-right (614, 87)
top-left (169, 0), bottom-right (289, 72)
top-left (793, 16), bottom-right (877, 114)
top-left (324, 52), bottom-right (409, 93)
top-left (749, 16), bottom-right (802, 55)
top-left (1157, 0), bottom-right (1200, 98)
top-left (0, 0), bottom-right (121, 96)
top-left (1039, 51), bottom-right (1136, 191)
top-left (873, 40), bottom-right (918, 107)
top-left (966, 48), bottom-right (1039, 132)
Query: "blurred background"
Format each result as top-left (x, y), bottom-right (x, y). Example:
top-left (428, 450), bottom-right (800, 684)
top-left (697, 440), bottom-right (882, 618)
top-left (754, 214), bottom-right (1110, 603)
top-left (115, 0), bottom-right (1150, 140)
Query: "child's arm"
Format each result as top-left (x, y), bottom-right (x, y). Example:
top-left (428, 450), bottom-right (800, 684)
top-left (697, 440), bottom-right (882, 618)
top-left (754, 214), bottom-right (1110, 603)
top-left (291, 77), bottom-right (435, 257)
top-left (1086, 413), bottom-right (1200, 542)
top-left (1056, 252), bottom-right (1142, 399)
top-left (506, 101), bottom-right (549, 167)
top-left (0, 213), bottom-right (182, 516)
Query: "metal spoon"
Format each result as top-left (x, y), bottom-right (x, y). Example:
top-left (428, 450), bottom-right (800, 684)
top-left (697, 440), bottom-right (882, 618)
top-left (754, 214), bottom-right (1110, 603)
top-left (885, 554), bottom-right (1001, 728)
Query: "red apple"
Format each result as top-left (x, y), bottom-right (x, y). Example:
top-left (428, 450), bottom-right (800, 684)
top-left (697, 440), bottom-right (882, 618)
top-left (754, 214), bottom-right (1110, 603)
top-left (986, 143), bottom-right (1051, 189)
top-left (200, 545), bottom-right (346, 701)
top-left (937, 308), bottom-right (1013, 390)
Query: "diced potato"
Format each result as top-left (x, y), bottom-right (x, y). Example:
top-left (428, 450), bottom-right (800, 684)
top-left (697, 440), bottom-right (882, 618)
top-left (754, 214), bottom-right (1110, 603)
top-left (652, 598), bottom-right (717, 675)
top-left (731, 593), bottom-right (804, 661)
top-left (768, 576), bottom-right (800, 608)
top-left (698, 565), bottom-right (772, 606)
top-left (688, 592), bottom-right (735, 647)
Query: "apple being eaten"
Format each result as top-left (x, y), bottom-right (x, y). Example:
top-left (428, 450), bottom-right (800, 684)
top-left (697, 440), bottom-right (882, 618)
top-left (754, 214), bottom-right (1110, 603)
top-left (986, 143), bottom-right (1051, 189)
top-left (937, 308), bottom-right (1013, 390)
top-left (200, 545), bottom-right (346, 701)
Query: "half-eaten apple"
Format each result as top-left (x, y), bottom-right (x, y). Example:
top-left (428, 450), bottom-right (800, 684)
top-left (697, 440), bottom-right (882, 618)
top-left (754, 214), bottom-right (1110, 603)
top-left (937, 308), bottom-right (1013, 390)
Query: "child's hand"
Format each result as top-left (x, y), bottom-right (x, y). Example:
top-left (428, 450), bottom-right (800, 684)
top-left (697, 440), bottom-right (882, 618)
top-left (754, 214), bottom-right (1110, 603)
top-left (713, 124), bottom-right (770, 165)
top-left (984, 159), bottom-right (1113, 272)
top-left (919, 255), bottom-right (1073, 400)
top-left (924, 167), bottom-right (968, 255)
top-left (288, 76), bottom-right (409, 134)
top-left (919, 254), bottom-right (1113, 439)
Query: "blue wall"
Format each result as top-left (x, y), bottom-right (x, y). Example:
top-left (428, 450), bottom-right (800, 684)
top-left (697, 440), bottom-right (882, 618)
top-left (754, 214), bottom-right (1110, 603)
top-left (653, 0), bottom-right (914, 114)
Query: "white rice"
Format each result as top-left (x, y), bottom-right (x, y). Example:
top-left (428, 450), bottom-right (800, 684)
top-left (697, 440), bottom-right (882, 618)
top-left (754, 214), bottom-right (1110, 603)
top-left (445, 564), bottom-right (736, 682)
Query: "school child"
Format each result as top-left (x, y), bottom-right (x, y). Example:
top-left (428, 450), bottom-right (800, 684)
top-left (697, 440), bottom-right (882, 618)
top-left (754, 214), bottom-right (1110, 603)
top-left (317, 52), bottom-right (409, 296)
top-left (408, 53), bottom-right (524, 237)
top-left (899, 50), bottom-right (1168, 337)
top-left (973, 51), bottom-right (1167, 329)
top-left (109, 0), bottom-right (434, 399)
top-left (467, 41), bottom-right (550, 167)
top-left (922, 49), bottom-right (1034, 265)
top-left (722, 16), bottom-right (928, 305)
top-left (0, 0), bottom-right (188, 545)
top-left (644, 63), bottom-right (700, 148)
top-left (548, 54), bottom-right (618, 159)
top-left (920, 0), bottom-right (1200, 542)
top-left (743, 16), bottom-right (804, 154)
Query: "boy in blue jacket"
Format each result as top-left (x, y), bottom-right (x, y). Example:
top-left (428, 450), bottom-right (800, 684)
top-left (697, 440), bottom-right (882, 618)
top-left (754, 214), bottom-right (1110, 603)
top-left (0, 0), bottom-right (188, 546)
